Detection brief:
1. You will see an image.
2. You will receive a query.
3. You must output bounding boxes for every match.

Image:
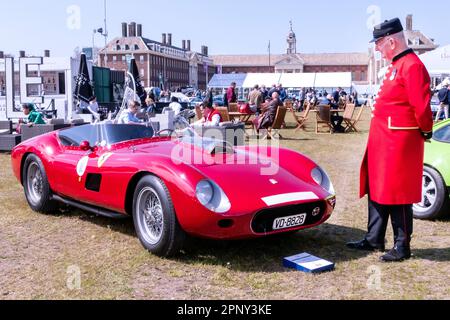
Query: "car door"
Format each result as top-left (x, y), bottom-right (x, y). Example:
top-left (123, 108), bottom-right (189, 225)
top-left (52, 125), bottom-right (101, 202)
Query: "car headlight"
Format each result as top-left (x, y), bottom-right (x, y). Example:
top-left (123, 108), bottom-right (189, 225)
top-left (196, 180), bottom-right (231, 214)
top-left (311, 167), bottom-right (335, 196)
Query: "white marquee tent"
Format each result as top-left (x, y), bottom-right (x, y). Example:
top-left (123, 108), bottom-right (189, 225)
top-left (419, 44), bottom-right (450, 76)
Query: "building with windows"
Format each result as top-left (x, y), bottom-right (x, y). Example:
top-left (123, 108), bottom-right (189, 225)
top-left (211, 22), bottom-right (369, 84)
top-left (98, 22), bottom-right (215, 90)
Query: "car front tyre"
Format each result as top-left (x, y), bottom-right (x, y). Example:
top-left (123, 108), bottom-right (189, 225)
top-left (22, 154), bottom-right (57, 213)
top-left (413, 166), bottom-right (449, 220)
top-left (132, 175), bottom-right (186, 257)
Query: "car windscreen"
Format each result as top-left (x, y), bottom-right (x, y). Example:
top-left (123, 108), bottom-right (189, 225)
top-left (433, 124), bottom-right (450, 143)
top-left (101, 124), bottom-right (155, 145)
top-left (58, 125), bottom-right (98, 147)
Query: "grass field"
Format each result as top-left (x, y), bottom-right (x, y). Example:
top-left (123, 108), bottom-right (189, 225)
top-left (0, 108), bottom-right (449, 300)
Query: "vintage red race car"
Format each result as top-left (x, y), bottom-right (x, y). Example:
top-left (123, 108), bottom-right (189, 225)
top-left (11, 123), bottom-right (336, 257)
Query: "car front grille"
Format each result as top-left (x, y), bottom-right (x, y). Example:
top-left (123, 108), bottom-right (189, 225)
top-left (251, 201), bottom-right (326, 234)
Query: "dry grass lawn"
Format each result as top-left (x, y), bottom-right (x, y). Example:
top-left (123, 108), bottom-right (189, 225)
top-left (0, 108), bottom-right (449, 300)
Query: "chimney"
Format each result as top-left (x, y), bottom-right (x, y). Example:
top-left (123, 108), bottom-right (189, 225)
top-left (0, 51), bottom-right (4, 59)
top-left (137, 24), bottom-right (142, 37)
top-left (406, 14), bottom-right (413, 31)
top-left (44, 50), bottom-right (50, 57)
top-left (128, 22), bottom-right (136, 37)
top-left (162, 33), bottom-right (167, 45)
top-left (19, 51), bottom-right (25, 58)
top-left (168, 33), bottom-right (172, 46)
top-left (204, 46), bottom-right (209, 56)
top-left (182, 40), bottom-right (186, 50)
top-left (187, 40), bottom-right (191, 51)
top-left (122, 22), bottom-right (128, 37)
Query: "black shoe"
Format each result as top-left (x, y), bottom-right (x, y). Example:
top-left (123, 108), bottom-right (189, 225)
top-left (346, 239), bottom-right (385, 252)
top-left (380, 247), bottom-right (411, 262)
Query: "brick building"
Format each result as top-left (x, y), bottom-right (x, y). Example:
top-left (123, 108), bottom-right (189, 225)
top-left (212, 23), bottom-right (369, 83)
top-left (98, 22), bottom-right (215, 90)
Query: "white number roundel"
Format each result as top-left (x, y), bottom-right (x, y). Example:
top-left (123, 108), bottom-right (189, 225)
top-left (76, 156), bottom-right (89, 177)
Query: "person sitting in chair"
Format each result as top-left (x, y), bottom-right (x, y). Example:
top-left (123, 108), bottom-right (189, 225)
top-left (22, 103), bottom-right (46, 126)
top-left (118, 100), bottom-right (141, 124)
top-left (16, 103), bottom-right (46, 134)
top-left (323, 94), bottom-right (345, 133)
top-left (253, 92), bottom-right (283, 132)
top-left (194, 102), bottom-right (223, 127)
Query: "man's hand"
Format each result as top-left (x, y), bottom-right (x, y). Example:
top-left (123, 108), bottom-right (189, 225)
top-left (421, 131), bottom-right (433, 140)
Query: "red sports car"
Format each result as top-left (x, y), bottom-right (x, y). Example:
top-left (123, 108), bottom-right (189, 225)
top-left (11, 123), bottom-right (336, 257)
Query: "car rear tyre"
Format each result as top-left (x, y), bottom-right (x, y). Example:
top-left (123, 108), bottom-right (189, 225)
top-left (23, 154), bottom-right (58, 213)
top-left (413, 166), bottom-right (449, 220)
top-left (132, 175), bottom-right (186, 257)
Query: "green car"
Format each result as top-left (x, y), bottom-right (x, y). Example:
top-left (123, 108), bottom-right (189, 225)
top-left (413, 119), bottom-right (450, 220)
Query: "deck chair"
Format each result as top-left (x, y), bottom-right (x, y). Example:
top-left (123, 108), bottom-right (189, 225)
top-left (315, 105), bottom-right (333, 134)
top-left (292, 104), bottom-right (311, 132)
top-left (262, 106), bottom-right (287, 140)
top-left (216, 107), bottom-right (230, 122)
top-left (228, 103), bottom-right (239, 113)
top-left (342, 103), bottom-right (356, 133)
top-left (345, 104), bottom-right (365, 133)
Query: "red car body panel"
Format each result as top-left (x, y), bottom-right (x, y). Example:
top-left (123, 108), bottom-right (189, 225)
top-left (11, 127), bottom-right (335, 240)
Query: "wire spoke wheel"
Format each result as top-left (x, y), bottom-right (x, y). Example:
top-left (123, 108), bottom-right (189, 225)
top-left (136, 187), bottom-right (164, 245)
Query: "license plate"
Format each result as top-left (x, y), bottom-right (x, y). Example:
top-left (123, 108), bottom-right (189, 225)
top-left (273, 214), bottom-right (307, 230)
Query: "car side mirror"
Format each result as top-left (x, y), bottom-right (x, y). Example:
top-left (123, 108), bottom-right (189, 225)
top-left (80, 140), bottom-right (92, 151)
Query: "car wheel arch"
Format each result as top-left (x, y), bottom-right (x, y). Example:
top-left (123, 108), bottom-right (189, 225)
top-left (125, 171), bottom-right (155, 215)
top-left (20, 152), bottom-right (34, 185)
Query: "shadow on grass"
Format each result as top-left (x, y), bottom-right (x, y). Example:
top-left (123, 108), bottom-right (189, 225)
top-left (54, 207), bottom-right (450, 269)
top-left (413, 248), bottom-right (450, 262)
top-left (175, 223), bottom-right (372, 272)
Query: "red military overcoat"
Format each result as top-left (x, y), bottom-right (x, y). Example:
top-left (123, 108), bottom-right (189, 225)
top-left (360, 49), bottom-right (433, 205)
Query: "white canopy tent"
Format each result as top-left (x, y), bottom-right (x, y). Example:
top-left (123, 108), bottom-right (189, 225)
top-left (314, 72), bottom-right (352, 89)
top-left (419, 44), bottom-right (450, 76)
top-left (243, 73), bottom-right (282, 88)
top-left (278, 73), bottom-right (317, 88)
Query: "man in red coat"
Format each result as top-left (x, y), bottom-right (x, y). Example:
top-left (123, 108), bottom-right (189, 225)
top-left (347, 18), bottom-right (433, 262)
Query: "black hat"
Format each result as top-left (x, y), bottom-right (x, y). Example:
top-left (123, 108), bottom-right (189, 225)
top-left (370, 18), bottom-right (404, 43)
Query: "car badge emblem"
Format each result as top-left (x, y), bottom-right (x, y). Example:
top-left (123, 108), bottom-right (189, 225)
top-left (312, 207), bottom-right (321, 217)
top-left (269, 179), bottom-right (278, 185)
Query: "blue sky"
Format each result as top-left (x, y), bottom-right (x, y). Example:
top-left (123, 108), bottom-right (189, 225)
top-left (0, 0), bottom-right (446, 57)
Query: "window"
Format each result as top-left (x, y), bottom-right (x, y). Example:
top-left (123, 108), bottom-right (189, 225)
top-left (122, 56), bottom-right (126, 61)
top-left (116, 45), bottom-right (120, 51)
top-left (125, 45), bottom-right (130, 50)
top-left (113, 56), bottom-right (117, 61)
top-left (433, 124), bottom-right (450, 143)
top-left (135, 45), bottom-right (139, 50)
top-left (140, 55), bottom-right (144, 62)
top-left (58, 125), bottom-right (98, 147)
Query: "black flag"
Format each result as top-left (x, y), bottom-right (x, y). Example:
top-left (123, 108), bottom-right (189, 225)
top-left (128, 57), bottom-right (147, 106)
top-left (74, 53), bottom-right (94, 103)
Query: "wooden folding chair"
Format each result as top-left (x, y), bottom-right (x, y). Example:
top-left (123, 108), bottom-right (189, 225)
top-left (315, 105), bottom-right (333, 134)
top-left (345, 104), bottom-right (365, 133)
top-left (262, 106), bottom-right (287, 140)
top-left (342, 103), bottom-right (356, 133)
top-left (228, 103), bottom-right (239, 113)
top-left (216, 107), bottom-right (230, 122)
top-left (291, 104), bottom-right (311, 132)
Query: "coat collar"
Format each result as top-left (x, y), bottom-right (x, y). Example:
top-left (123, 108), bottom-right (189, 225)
top-left (392, 48), bottom-right (414, 62)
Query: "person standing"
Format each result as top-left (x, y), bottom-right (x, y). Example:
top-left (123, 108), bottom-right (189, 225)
top-left (435, 82), bottom-right (449, 121)
top-left (347, 18), bottom-right (433, 262)
top-left (226, 82), bottom-right (237, 106)
top-left (248, 85), bottom-right (263, 114)
top-left (87, 96), bottom-right (101, 122)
